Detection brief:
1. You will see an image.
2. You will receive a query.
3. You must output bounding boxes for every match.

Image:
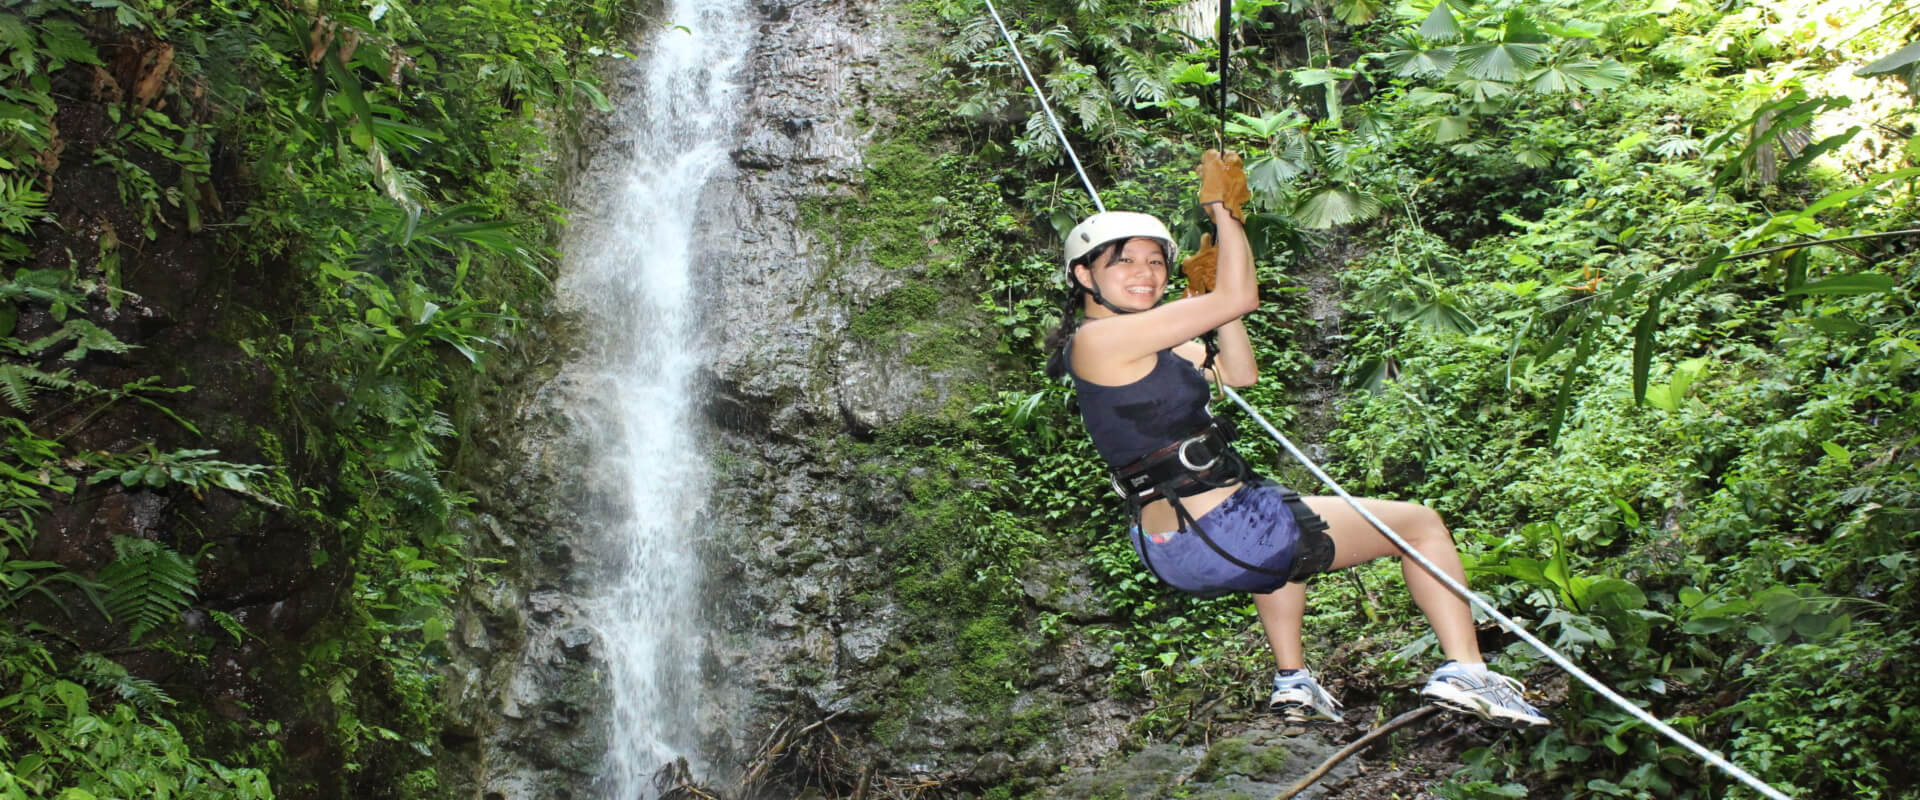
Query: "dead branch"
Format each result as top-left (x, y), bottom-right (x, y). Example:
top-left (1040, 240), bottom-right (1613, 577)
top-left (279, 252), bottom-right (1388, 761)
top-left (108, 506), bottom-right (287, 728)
top-left (1272, 705), bottom-right (1441, 800)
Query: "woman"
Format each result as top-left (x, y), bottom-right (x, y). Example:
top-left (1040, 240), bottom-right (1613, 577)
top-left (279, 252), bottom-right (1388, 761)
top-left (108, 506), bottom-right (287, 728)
top-left (1044, 150), bottom-right (1548, 728)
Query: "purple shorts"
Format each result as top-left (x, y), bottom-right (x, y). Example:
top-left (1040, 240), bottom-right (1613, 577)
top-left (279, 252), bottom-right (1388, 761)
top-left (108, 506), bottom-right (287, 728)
top-left (1129, 480), bottom-right (1334, 598)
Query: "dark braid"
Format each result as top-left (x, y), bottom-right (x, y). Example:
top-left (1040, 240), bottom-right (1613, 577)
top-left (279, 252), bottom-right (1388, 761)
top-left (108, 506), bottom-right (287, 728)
top-left (1043, 286), bottom-right (1085, 380)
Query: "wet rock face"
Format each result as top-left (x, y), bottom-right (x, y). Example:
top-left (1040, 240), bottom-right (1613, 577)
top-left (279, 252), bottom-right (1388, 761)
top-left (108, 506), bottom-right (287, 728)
top-left (690, 1), bottom-right (1137, 795)
top-left (448, 1), bottom-right (1140, 798)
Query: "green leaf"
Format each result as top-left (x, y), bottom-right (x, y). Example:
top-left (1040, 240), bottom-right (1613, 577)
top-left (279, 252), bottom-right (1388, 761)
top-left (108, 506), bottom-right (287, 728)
top-left (53, 680), bottom-right (89, 717)
top-left (1631, 250), bottom-right (1723, 405)
top-left (1403, 299), bottom-right (1478, 334)
top-left (1418, 2), bottom-right (1462, 41)
top-left (1530, 59), bottom-right (1629, 93)
top-left (1330, 0), bottom-right (1385, 25)
top-left (1546, 322), bottom-right (1595, 445)
top-left (1779, 126), bottom-right (1861, 178)
top-left (1293, 187), bottom-right (1381, 229)
top-left (35, 19), bottom-right (103, 68)
top-left (1783, 273), bottom-right (1896, 296)
top-left (1169, 62), bottom-right (1216, 85)
top-left (1857, 40), bottom-right (1920, 76)
top-left (1795, 167), bottom-right (1920, 218)
top-left (1455, 42), bottom-right (1549, 82)
top-left (1500, 8), bottom-right (1550, 44)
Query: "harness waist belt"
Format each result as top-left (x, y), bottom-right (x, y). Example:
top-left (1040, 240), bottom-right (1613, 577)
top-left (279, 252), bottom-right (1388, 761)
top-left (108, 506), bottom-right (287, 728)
top-left (1111, 420), bottom-right (1245, 504)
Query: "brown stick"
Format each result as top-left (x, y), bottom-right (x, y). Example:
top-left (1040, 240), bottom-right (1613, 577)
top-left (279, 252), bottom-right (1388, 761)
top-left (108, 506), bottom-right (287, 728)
top-left (1272, 705), bottom-right (1442, 800)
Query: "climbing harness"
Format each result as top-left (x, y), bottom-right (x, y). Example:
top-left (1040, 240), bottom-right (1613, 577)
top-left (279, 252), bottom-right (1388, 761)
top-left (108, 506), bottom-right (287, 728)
top-left (1106, 420), bottom-right (1296, 585)
top-left (979, 2), bottom-right (1797, 798)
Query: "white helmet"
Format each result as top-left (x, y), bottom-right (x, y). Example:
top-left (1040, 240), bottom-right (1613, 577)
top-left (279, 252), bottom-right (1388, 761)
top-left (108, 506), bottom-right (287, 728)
top-left (1062, 211), bottom-right (1178, 283)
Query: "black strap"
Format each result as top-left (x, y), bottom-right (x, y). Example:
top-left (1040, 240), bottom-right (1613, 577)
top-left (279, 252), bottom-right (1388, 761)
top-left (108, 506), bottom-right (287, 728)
top-left (1217, 0), bottom-right (1231, 146)
top-left (1134, 486), bottom-right (1294, 584)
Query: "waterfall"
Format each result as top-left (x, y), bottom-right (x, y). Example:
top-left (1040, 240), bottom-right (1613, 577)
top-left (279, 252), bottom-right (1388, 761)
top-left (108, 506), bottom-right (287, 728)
top-left (557, 2), bottom-right (753, 796)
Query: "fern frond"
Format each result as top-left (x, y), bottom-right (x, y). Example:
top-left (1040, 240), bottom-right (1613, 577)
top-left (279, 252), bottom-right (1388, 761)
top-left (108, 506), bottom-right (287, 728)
top-left (0, 363), bottom-right (78, 412)
top-left (99, 537), bottom-right (198, 643)
top-left (75, 652), bottom-right (174, 710)
top-left (385, 466), bottom-right (451, 520)
top-left (0, 364), bottom-right (36, 412)
top-left (1115, 51), bottom-right (1169, 104)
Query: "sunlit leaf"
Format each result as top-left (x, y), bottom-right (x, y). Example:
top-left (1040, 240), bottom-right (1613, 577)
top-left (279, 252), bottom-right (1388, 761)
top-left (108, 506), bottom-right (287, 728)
top-left (1293, 187), bottom-right (1381, 229)
top-left (1419, 2), bottom-right (1461, 41)
top-left (1456, 42), bottom-right (1548, 82)
top-left (1783, 273), bottom-right (1896, 296)
top-left (1857, 40), bottom-right (1920, 76)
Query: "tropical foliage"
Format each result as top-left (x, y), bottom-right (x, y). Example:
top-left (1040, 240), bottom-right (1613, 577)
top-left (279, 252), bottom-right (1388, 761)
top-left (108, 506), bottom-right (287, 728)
top-left (1, 0), bottom-right (618, 795)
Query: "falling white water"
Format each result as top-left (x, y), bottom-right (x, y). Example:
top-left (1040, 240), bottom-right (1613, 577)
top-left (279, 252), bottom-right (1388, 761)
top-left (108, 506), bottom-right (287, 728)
top-left (557, 3), bottom-right (752, 797)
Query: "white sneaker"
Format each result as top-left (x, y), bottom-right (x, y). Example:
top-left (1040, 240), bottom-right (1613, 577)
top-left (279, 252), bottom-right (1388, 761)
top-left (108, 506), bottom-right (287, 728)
top-left (1421, 661), bottom-right (1551, 728)
top-left (1269, 670), bottom-right (1343, 723)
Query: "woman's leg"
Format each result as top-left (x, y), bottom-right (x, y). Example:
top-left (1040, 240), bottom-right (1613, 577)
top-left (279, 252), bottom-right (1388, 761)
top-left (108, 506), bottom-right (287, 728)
top-left (1253, 582), bottom-right (1307, 670)
top-left (1297, 496), bottom-right (1483, 664)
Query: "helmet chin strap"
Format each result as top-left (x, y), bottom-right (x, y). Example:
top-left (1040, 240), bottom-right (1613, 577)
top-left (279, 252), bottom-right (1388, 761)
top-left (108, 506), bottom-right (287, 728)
top-left (1086, 282), bottom-right (1143, 315)
top-left (1072, 266), bottom-right (1149, 316)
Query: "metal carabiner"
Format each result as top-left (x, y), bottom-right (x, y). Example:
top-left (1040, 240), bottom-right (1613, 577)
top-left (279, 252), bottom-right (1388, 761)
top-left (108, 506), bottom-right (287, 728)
top-left (1177, 433), bottom-right (1220, 472)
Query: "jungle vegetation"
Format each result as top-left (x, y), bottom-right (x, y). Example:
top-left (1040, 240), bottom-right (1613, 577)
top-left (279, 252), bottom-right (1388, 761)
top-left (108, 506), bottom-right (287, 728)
top-left (0, 0), bottom-right (1915, 798)
top-left (0, 0), bottom-right (620, 796)
top-left (921, 0), bottom-right (1920, 797)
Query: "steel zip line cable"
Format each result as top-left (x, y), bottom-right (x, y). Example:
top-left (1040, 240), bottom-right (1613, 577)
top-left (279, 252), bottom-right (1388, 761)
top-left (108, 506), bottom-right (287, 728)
top-left (982, 0), bottom-right (1104, 213)
top-left (976, 2), bottom-right (1796, 798)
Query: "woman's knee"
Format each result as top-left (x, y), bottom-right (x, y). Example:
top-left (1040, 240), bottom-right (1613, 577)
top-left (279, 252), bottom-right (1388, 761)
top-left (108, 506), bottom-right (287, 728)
top-left (1402, 503), bottom-right (1452, 548)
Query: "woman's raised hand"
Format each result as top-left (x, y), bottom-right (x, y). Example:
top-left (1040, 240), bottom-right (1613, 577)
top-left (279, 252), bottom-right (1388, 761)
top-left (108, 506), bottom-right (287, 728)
top-left (1197, 149), bottom-right (1251, 221)
top-left (1183, 233), bottom-right (1217, 297)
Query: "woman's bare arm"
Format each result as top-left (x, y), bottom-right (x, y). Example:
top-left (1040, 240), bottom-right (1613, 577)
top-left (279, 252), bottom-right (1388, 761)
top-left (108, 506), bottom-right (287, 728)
top-left (1072, 204), bottom-right (1256, 383)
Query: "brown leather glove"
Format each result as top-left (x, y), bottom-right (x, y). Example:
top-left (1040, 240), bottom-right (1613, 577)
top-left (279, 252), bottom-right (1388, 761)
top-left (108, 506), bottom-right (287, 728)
top-left (1197, 149), bottom-right (1251, 221)
top-left (1182, 233), bottom-right (1218, 297)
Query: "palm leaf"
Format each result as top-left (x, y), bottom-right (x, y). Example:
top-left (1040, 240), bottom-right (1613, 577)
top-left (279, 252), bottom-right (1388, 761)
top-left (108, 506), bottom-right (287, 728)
top-left (1456, 42), bottom-right (1549, 82)
top-left (1293, 187), bottom-right (1382, 229)
top-left (1418, 2), bottom-right (1462, 41)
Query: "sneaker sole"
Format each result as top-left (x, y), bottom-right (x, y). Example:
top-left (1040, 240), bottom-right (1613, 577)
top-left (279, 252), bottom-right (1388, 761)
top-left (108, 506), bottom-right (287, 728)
top-left (1421, 685), bottom-right (1550, 729)
top-left (1269, 701), bottom-right (1342, 723)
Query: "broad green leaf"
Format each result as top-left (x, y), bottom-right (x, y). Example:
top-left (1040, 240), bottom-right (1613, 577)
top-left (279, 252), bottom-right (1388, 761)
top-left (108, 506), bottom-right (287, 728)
top-left (1632, 250), bottom-right (1722, 404)
top-left (1857, 40), bottom-right (1920, 76)
top-left (53, 680), bottom-right (88, 717)
top-left (1170, 62), bottom-right (1216, 85)
top-left (1501, 8), bottom-right (1550, 44)
top-left (1330, 0), bottom-right (1385, 25)
top-left (1806, 314), bottom-right (1866, 335)
top-left (1403, 299), bottom-right (1478, 334)
top-left (1245, 156), bottom-right (1301, 193)
top-left (1536, 59), bottom-right (1629, 93)
top-left (1293, 187), bottom-right (1381, 229)
top-left (1796, 167), bottom-right (1920, 218)
top-left (1779, 126), bottom-right (1860, 178)
top-left (1291, 67), bottom-right (1354, 87)
top-left (1418, 2), bottom-right (1461, 41)
top-left (1783, 273), bottom-right (1896, 296)
top-left (1543, 19), bottom-right (1604, 39)
top-left (1456, 42), bottom-right (1548, 82)
top-left (1429, 114), bottom-right (1472, 142)
top-left (1546, 323), bottom-right (1595, 445)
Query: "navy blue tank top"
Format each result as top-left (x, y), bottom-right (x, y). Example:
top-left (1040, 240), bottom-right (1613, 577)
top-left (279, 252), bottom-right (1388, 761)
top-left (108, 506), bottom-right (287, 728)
top-left (1071, 347), bottom-right (1214, 468)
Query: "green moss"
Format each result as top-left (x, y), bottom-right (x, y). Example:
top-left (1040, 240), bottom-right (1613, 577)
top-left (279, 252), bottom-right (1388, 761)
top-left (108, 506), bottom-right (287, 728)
top-left (1193, 736), bottom-right (1289, 782)
top-left (850, 282), bottom-right (943, 340)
